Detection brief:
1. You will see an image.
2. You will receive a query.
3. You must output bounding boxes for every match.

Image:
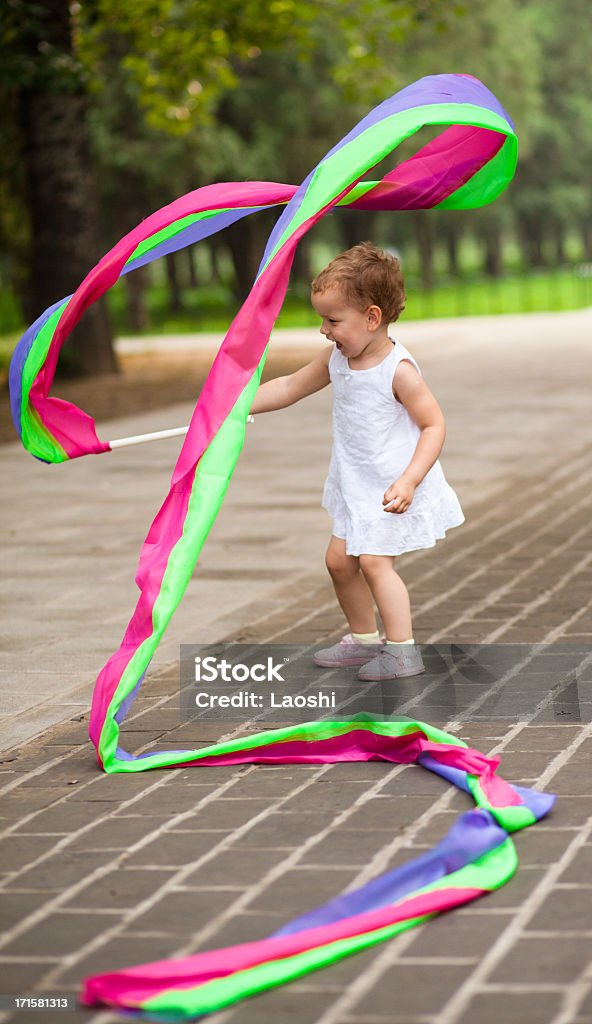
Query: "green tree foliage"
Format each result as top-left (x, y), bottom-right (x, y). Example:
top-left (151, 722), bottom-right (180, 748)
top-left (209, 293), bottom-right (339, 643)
top-left (508, 0), bottom-right (592, 262)
top-left (0, 0), bottom-right (590, 358)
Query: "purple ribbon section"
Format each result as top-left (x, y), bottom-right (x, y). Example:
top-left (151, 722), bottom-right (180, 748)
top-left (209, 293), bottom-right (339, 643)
top-left (271, 809), bottom-right (507, 937)
top-left (261, 73), bottom-right (513, 276)
top-left (123, 207), bottom-right (268, 276)
top-left (9, 296), bottom-right (73, 440)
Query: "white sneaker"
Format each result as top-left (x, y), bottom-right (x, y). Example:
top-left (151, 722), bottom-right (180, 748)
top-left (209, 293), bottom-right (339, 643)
top-left (357, 645), bottom-right (425, 680)
top-left (313, 634), bottom-right (384, 668)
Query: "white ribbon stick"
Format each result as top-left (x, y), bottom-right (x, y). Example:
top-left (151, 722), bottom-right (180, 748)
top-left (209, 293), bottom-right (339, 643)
top-left (109, 417), bottom-right (255, 450)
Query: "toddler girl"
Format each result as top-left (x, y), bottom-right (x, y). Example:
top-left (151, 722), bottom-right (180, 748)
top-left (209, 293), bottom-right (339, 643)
top-left (250, 242), bottom-right (464, 680)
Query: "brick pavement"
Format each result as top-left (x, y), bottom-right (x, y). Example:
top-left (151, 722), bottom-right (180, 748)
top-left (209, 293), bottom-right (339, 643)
top-left (2, 309), bottom-right (592, 1023)
top-left (1, 435), bottom-right (592, 1024)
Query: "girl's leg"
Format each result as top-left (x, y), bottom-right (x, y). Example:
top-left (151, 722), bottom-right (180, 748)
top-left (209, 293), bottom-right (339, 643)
top-left (325, 536), bottom-right (378, 634)
top-left (358, 554), bottom-right (413, 641)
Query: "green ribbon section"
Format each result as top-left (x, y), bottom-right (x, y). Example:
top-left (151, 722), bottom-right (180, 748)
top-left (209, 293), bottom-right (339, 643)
top-left (103, 717), bottom-right (467, 775)
top-left (142, 839), bottom-right (517, 1016)
top-left (19, 303), bottom-right (70, 463)
top-left (261, 102), bottom-right (514, 273)
top-left (99, 352), bottom-right (267, 770)
top-left (467, 775), bottom-right (537, 832)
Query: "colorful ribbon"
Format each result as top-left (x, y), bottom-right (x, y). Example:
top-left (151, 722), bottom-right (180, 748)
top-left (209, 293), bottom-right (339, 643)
top-left (8, 73), bottom-right (535, 1016)
top-left (80, 719), bottom-right (555, 1017)
top-left (9, 72), bottom-right (517, 776)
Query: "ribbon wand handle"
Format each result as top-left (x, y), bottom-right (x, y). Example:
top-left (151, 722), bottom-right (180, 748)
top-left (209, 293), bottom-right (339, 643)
top-left (109, 416), bottom-right (255, 450)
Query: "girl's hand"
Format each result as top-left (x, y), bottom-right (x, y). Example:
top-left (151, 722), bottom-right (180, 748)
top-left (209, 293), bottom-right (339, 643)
top-left (383, 475), bottom-right (415, 514)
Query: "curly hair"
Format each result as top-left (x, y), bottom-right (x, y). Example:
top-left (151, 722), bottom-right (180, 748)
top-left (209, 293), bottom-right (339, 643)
top-left (311, 241), bottom-right (406, 324)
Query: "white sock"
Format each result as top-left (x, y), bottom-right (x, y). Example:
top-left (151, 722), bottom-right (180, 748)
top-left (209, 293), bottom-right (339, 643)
top-left (352, 630), bottom-right (380, 645)
top-left (386, 638), bottom-right (415, 645)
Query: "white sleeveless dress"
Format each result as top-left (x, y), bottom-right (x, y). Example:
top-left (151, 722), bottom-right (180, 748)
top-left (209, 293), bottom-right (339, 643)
top-left (322, 339), bottom-right (465, 556)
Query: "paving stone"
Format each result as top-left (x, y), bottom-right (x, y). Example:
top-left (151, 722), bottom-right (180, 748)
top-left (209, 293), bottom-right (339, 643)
top-left (508, 725), bottom-right (584, 750)
top-left (578, 990), bottom-right (592, 1016)
top-left (42, 723), bottom-right (91, 746)
top-left (319, 761), bottom-right (389, 783)
top-left (177, 797), bottom-right (271, 829)
top-left (129, 887), bottom-right (239, 935)
top-left (376, 844), bottom-right (437, 873)
top-left (341, 795), bottom-right (437, 831)
top-left (16, 763), bottom-right (97, 788)
top-left (491, 934), bottom-right (592, 983)
top-left (306, 943), bottom-right (383, 988)
top-left (65, 813), bottom-right (175, 851)
top-left (0, 791), bottom-right (62, 818)
top-left (380, 765), bottom-right (454, 797)
top-left (232, 811), bottom-right (328, 849)
top-left (0, 747), bottom-right (74, 772)
top-left (353, 963), bottom-right (473, 1017)
top-left (204, 910), bottom-right (286, 949)
top-left (300, 828), bottom-right (397, 866)
top-left (549, 765), bottom-right (592, 795)
top-left (248, 866), bottom-right (359, 915)
top-left (532, 704), bottom-right (592, 724)
top-left (279, 780), bottom-right (370, 811)
top-left (5, 851), bottom-right (109, 891)
top-left (183, 847), bottom-right (288, 888)
top-left (0, 959), bottom-right (64, 994)
top-left (556, 843), bottom-right (592, 883)
top-left (528, 886), bottom-right (592, 931)
top-left (53, 934), bottom-right (180, 984)
top-left (110, 784), bottom-right (232, 816)
top-left (454, 991), bottom-right (564, 1024)
top-left (493, 750), bottom-right (559, 779)
top-left (62, 867), bottom-right (175, 909)
top-left (214, 985), bottom-right (341, 1024)
top-left (411, 810), bottom-right (461, 845)
top-left (513, 827), bottom-right (575, 866)
top-left (117, 710), bottom-right (186, 733)
top-left (178, 766), bottom-right (253, 786)
top-left (9, 799), bottom-right (115, 834)
top-left (404, 907), bottom-right (510, 958)
top-left (2, 911), bottom-right (115, 957)
top-left (481, 867), bottom-right (547, 910)
top-left (121, 830), bottom-right (226, 867)
top-left (0, 892), bottom-right (47, 931)
top-left (535, 796), bottom-right (592, 828)
top-left (0, 834), bottom-right (62, 871)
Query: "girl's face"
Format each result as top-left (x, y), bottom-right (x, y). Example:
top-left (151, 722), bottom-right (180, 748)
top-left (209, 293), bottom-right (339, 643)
top-left (311, 286), bottom-right (381, 358)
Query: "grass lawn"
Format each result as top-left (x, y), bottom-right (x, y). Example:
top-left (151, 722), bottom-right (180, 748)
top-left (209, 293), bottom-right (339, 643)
top-left (2, 266), bottom-right (591, 372)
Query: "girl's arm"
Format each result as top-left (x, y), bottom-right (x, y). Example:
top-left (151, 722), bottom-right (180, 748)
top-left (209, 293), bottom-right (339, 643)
top-left (383, 360), bottom-right (446, 514)
top-left (250, 346), bottom-right (332, 414)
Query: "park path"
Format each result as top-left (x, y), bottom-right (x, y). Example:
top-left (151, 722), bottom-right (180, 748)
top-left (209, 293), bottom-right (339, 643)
top-left (0, 308), bottom-right (591, 1024)
top-left (2, 308), bottom-right (591, 748)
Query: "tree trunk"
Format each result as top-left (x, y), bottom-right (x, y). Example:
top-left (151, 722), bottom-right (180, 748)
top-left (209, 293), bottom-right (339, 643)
top-left (338, 209), bottom-right (378, 251)
top-left (225, 212), bottom-right (275, 303)
top-left (166, 252), bottom-right (184, 313)
top-left (291, 238), bottom-right (312, 285)
top-left (444, 222), bottom-right (461, 277)
top-left (124, 265), bottom-right (150, 332)
top-left (187, 247), bottom-right (198, 288)
top-left (19, 0), bottom-right (117, 377)
top-left (517, 214), bottom-right (547, 268)
top-left (482, 221), bottom-right (504, 277)
top-left (581, 222), bottom-right (592, 261)
top-left (414, 212), bottom-right (435, 290)
top-left (553, 224), bottom-right (566, 265)
top-left (208, 239), bottom-right (223, 285)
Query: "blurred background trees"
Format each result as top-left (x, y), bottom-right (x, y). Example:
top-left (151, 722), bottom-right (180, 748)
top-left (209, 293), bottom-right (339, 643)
top-left (1, 0), bottom-right (590, 374)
